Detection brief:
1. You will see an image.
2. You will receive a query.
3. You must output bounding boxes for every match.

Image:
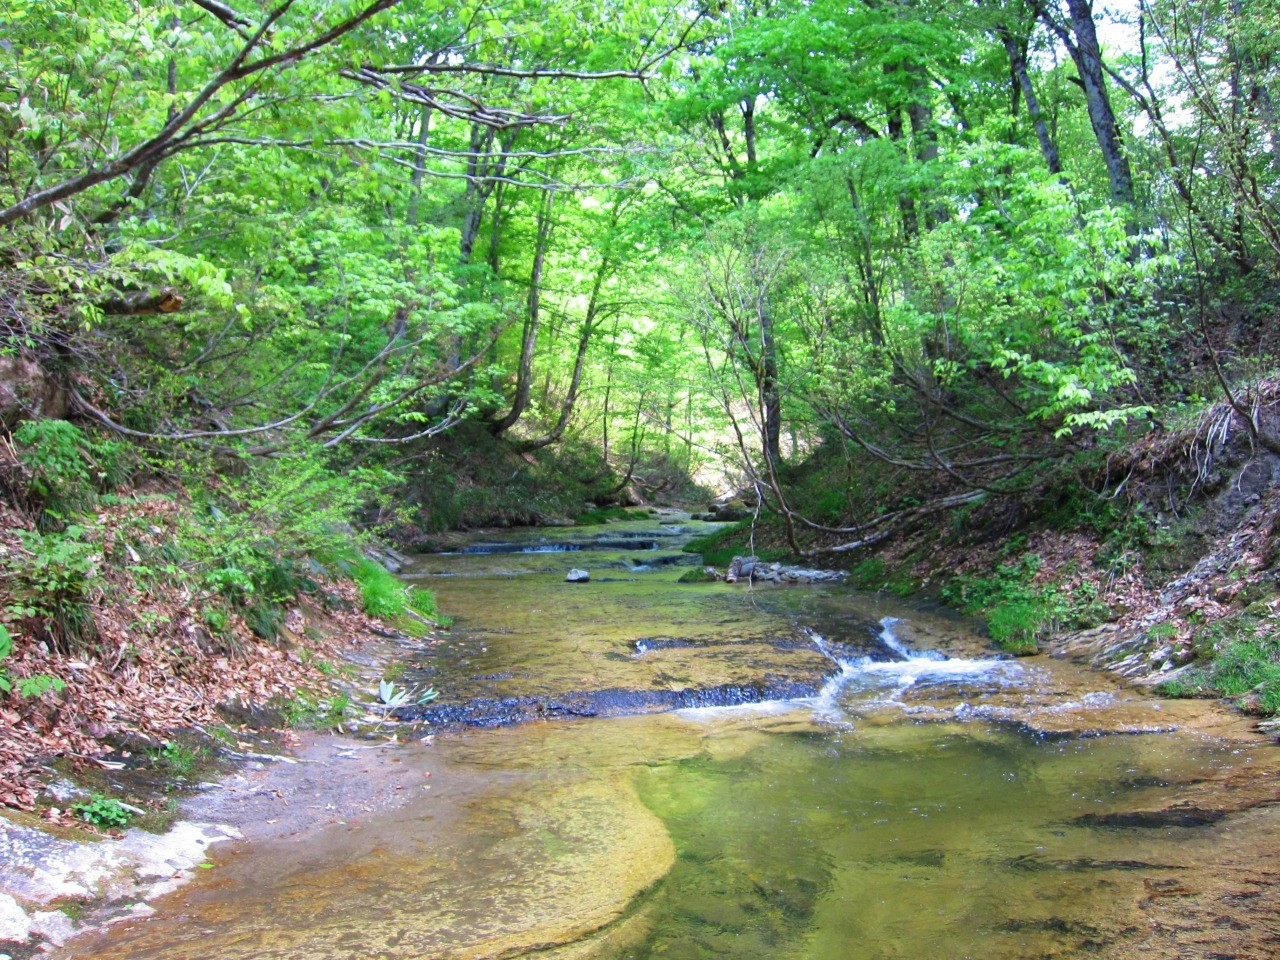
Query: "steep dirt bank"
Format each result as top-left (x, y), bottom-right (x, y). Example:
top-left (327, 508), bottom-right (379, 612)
top-left (696, 396), bottom-right (1280, 722)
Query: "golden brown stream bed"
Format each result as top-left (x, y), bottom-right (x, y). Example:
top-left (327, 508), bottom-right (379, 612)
top-left (58, 518), bottom-right (1280, 960)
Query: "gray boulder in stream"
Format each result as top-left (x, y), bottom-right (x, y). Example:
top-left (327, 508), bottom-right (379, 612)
top-left (566, 568), bottom-right (591, 583)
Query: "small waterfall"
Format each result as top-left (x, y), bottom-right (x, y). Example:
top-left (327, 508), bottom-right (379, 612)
top-left (808, 618), bottom-right (1022, 722)
top-left (876, 617), bottom-right (945, 662)
top-left (679, 619), bottom-right (1022, 723)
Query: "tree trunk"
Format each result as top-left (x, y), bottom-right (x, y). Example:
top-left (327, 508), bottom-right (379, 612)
top-left (755, 284), bottom-right (782, 468)
top-left (1037, 0), bottom-right (1135, 207)
top-left (490, 190), bottom-right (555, 436)
top-left (995, 23), bottom-right (1064, 176)
top-left (884, 92), bottom-right (919, 239)
top-left (521, 251), bottom-right (611, 451)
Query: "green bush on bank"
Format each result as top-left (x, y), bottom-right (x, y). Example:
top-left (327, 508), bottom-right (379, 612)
top-left (11, 419), bottom-right (130, 524)
top-left (1159, 613), bottom-right (1280, 715)
top-left (941, 554), bottom-right (1066, 656)
top-left (3, 422), bottom-right (441, 656)
top-left (682, 520), bottom-right (787, 568)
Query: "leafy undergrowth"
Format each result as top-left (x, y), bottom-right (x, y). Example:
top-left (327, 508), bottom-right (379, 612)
top-left (682, 521), bottom-right (788, 568)
top-left (0, 494), bottom-right (385, 811)
top-left (1157, 605), bottom-right (1280, 714)
top-left (0, 423), bottom-right (422, 811)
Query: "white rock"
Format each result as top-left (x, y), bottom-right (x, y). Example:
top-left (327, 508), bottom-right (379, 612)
top-left (28, 910), bottom-right (74, 946)
top-left (0, 893), bottom-right (31, 942)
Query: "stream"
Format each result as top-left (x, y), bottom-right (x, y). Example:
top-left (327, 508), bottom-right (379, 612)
top-left (62, 514), bottom-right (1280, 959)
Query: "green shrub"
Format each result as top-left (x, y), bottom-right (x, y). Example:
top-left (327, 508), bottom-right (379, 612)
top-left (12, 420), bottom-right (128, 520)
top-left (2, 525), bottom-right (100, 651)
top-left (0, 623), bottom-right (67, 696)
top-left (939, 553), bottom-right (1084, 654)
top-left (72, 794), bottom-right (133, 828)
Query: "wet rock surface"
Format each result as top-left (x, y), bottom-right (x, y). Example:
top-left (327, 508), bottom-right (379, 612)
top-left (724, 555), bottom-right (848, 584)
top-left (396, 679), bottom-right (826, 726)
top-left (0, 816), bottom-right (242, 954)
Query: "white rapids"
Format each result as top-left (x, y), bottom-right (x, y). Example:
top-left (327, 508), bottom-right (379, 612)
top-left (677, 617), bottom-right (1023, 724)
top-left (810, 617), bottom-right (1024, 722)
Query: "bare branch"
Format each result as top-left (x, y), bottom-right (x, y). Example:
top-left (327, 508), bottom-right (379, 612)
top-left (0, 0), bottom-right (399, 227)
top-left (190, 0), bottom-right (253, 32)
top-left (364, 62), bottom-right (645, 81)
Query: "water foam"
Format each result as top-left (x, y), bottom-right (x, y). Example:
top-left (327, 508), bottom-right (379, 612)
top-left (810, 618), bottom-right (1022, 722)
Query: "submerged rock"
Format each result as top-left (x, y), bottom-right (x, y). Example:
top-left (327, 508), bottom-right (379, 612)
top-left (566, 569), bottom-right (590, 583)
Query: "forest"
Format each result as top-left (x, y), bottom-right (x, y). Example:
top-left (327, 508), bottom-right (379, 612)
top-left (7, 0), bottom-right (1280, 956)
top-left (2, 0), bottom-right (1280, 871)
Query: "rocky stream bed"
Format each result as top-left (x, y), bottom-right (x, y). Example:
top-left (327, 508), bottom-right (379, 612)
top-left (7, 513), bottom-right (1280, 959)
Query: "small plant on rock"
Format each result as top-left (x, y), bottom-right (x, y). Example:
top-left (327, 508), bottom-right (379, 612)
top-left (72, 794), bottom-right (133, 829)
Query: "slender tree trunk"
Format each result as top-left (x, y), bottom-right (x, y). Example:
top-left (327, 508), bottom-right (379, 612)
top-left (905, 62), bottom-right (947, 229)
top-left (407, 104), bottom-right (433, 226)
top-left (458, 126), bottom-right (494, 265)
top-left (995, 24), bottom-right (1064, 175)
top-left (1037, 0), bottom-right (1135, 207)
top-left (521, 252), bottom-right (611, 451)
top-left (491, 190), bottom-right (555, 436)
top-left (755, 284), bottom-right (782, 468)
top-left (486, 180), bottom-right (506, 274)
top-left (884, 92), bottom-right (919, 239)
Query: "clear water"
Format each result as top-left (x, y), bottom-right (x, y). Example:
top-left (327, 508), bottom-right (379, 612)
top-left (64, 516), bottom-right (1280, 960)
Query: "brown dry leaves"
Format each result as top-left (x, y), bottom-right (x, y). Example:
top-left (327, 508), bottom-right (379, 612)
top-left (0, 499), bottom-right (382, 812)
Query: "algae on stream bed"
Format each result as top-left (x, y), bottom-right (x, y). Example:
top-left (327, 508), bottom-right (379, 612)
top-left (54, 517), bottom-right (1280, 960)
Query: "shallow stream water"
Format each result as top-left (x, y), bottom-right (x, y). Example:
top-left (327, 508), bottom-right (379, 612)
top-left (63, 515), bottom-right (1280, 959)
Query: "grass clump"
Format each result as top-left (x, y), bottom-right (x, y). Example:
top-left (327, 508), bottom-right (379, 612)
top-left (1158, 614), bottom-right (1280, 715)
top-left (348, 559), bottom-right (441, 624)
top-left (407, 586), bottom-right (439, 618)
top-left (984, 599), bottom-right (1050, 655)
top-left (352, 559), bottom-right (408, 618)
top-left (676, 568), bottom-right (718, 584)
top-left (149, 741), bottom-right (210, 778)
top-left (942, 554), bottom-right (1055, 655)
top-left (577, 506), bottom-right (649, 525)
top-left (271, 691), bottom-right (351, 728)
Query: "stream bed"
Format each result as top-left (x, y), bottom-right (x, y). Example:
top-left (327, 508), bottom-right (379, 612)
top-left (61, 515), bottom-right (1280, 959)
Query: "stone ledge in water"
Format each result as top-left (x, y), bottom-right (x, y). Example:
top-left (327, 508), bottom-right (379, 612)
top-left (0, 816), bottom-right (242, 951)
top-left (724, 556), bottom-right (848, 585)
